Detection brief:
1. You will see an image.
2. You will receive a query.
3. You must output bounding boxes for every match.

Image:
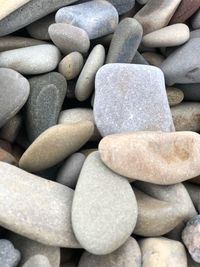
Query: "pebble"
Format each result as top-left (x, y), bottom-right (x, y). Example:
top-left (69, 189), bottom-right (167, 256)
top-left (75, 44), bottom-right (105, 101)
top-left (94, 64), bottom-right (174, 136)
top-left (0, 162), bottom-right (80, 247)
top-left (175, 84), bottom-right (200, 101)
top-left (0, 147), bottom-right (17, 166)
top-left (78, 237), bottom-right (141, 267)
top-left (142, 24), bottom-right (190, 47)
top-left (49, 23), bottom-right (90, 55)
top-left (72, 152), bottom-right (138, 255)
top-left (26, 72), bottom-right (67, 142)
top-left (192, 9), bottom-right (200, 29)
top-left (134, 0), bottom-right (182, 34)
top-left (0, 0), bottom-right (31, 20)
top-left (0, 239), bottom-right (21, 267)
top-left (142, 52), bottom-right (165, 67)
top-left (190, 29), bottom-right (200, 38)
top-left (99, 131), bottom-right (200, 185)
top-left (160, 38), bottom-right (200, 85)
top-left (19, 121), bottom-right (94, 172)
top-left (167, 87), bottom-right (184, 106)
top-left (0, 68), bottom-right (30, 128)
top-left (58, 52), bottom-right (84, 81)
top-left (0, 114), bottom-right (22, 143)
top-left (106, 18), bottom-right (143, 63)
top-left (0, 44), bottom-right (61, 75)
top-left (108, 0), bottom-right (135, 14)
top-left (132, 51), bottom-right (149, 65)
top-left (22, 255), bottom-right (52, 267)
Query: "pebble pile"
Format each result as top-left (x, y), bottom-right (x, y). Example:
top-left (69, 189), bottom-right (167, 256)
top-left (0, 0), bottom-right (200, 266)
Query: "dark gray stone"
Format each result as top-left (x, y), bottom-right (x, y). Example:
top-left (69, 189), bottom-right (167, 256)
top-left (0, 239), bottom-right (20, 267)
top-left (176, 83), bottom-right (200, 101)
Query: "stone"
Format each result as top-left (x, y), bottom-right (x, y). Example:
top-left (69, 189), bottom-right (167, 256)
top-left (171, 102), bottom-right (200, 132)
top-left (58, 52), bottom-right (84, 80)
top-left (75, 45), bottom-right (105, 101)
top-left (136, 0), bottom-right (148, 4)
top-left (0, 162), bottom-right (80, 247)
top-left (0, 114), bottom-right (22, 143)
top-left (94, 64), bottom-right (174, 136)
top-left (182, 215), bottom-right (200, 263)
top-left (108, 0), bottom-right (135, 14)
top-left (55, 0), bottom-right (118, 40)
top-left (22, 255), bottom-right (52, 267)
top-left (99, 131), bottom-right (200, 184)
top-left (191, 29), bottom-right (200, 38)
top-left (0, 239), bottom-right (20, 267)
top-left (0, 147), bottom-right (17, 166)
top-left (184, 183), bottom-right (200, 212)
top-left (0, 0), bottom-right (79, 37)
top-left (160, 38), bottom-right (200, 85)
top-left (106, 18), bottom-right (143, 63)
top-left (187, 253), bottom-right (200, 267)
top-left (167, 87), bottom-right (184, 106)
top-left (49, 23), bottom-right (90, 55)
top-left (0, 44), bottom-right (61, 75)
top-left (134, 0), bottom-right (182, 34)
top-left (142, 24), bottom-right (190, 47)
top-left (142, 52), bottom-right (165, 67)
top-left (72, 152), bottom-right (138, 255)
top-left (0, 139), bottom-right (12, 153)
top-left (19, 121), bottom-right (94, 172)
top-left (26, 72), bottom-right (67, 142)
top-left (192, 9), bottom-right (200, 29)
top-left (0, 0), bottom-right (31, 20)
top-left (56, 153), bottom-right (86, 189)
top-left (0, 68), bottom-right (30, 128)
top-left (175, 84), bottom-right (200, 101)
top-left (78, 237), bottom-right (141, 267)
top-left (140, 237), bottom-right (187, 267)
top-left (132, 51), bottom-right (149, 65)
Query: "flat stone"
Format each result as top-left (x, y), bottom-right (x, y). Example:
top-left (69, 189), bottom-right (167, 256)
top-left (160, 38), bottom-right (200, 85)
top-left (175, 84), bottom-right (200, 101)
top-left (0, 114), bottom-right (22, 143)
top-left (75, 44), bottom-right (105, 101)
top-left (0, 0), bottom-right (79, 37)
top-left (140, 237), bottom-right (187, 267)
top-left (19, 121), bottom-right (94, 172)
top-left (0, 162), bottom-right (80, 247)
top-left (0, 0), bottom-right (31, 20)
top-left (59, 52), bottom-right (84, 80)
top-left (0, 44), bottom-right (61, 75)
top-left (0, 147), bottom-right (17, 166)
top-left (56, 0), bottom-right (118, 40)
top-left (142, 52), bottom-right (165, 67)
top-left (72, 152), bottom-right (138, 255)
top-left (192, 9), bottom-right (200, 29)
top-left (0, 68), bottom-right (30, 128)
top-left (134, 0), bottom-right (182, 34)
top-left (78, 237), bottom-right (141, 267)
top-left (49, 23), bottom-right (90, 55)
top-left (99, 131), bottom-right (200, 184)
top-left (22, 255), bottom-right (52, 267)
top-left (0, 239), bottom-right (20, 267)
top-left (94, 64), bottom-right (174, 136)
top-left (106, 18), bottom-right (143, 63)
top-left (167, 87), bottom-right (184, 106)
top-left (26, 72), bottom-right (67, 142)
top-left (171, 102), bottom-right (200, 132)
top-left (142, 24), bottom-right (190, 47)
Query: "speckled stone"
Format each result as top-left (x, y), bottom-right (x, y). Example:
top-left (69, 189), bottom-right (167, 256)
top-left (78, 237), bottom-right (141, 267)
top-left (176, 84), bottom-right (200, 101)
top-left (142, 52), bottom-right (165, 67)
top-left (0, 239), bottom-right (20, 267)
top-left (167, 87), bottom-right (184, 106)
top-left (22, 255), bottom-right (52, 267)
top-left (0, 162), bottom-right (80, 248)
top-left (99, 131), bottom-right (200, 184)
top-left (49, 23), bottom-right (90, 55)
top-left (94, 64), bottom-right (174, 136)
top-left (0, 0), bottom-right (79, 37)
top-left (0, 68), bottom-right (30, 128)
top-left (56, 0), bottom-right (118, 40)
top-left (0, 44), bottom-right (61, 75)
top-left (192, 9), bottom-right (200, 29)
top-left (161, 38), bottom-right (200, 85)
top-left (106, 18), bottom-right (143, 63)
top-left (0, 114), bottom-right (22, 143)
top-left (0, 0), bottom-right (31, 20)
top-left (72, 152), bottom-right (138, 255)
top-left (75, 45), bottom-right (105, 101)
top-left (26, 72), bottom-right (67, 142)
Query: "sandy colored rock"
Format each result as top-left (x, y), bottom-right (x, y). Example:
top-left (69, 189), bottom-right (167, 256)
top-left (167, 87), bottom-right (184, 106)
top-left (142, 52), bottom-right (165, 67)
top-left (0, 0), bottom-right (31, 20)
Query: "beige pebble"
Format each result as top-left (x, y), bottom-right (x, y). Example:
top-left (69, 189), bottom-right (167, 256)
top-left (142, 52), bottom-right (165, 67)
top-left (167, 87), bottom-right (184, 106)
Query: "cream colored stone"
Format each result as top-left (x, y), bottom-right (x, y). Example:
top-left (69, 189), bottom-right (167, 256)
top-left (0, 0), bottom-right (31, 20)
top-left (167, 87), bottom-right (184, 107)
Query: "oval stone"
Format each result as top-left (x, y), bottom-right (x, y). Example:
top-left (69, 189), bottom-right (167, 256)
top-left (167, 87), bottom-right (184, 106)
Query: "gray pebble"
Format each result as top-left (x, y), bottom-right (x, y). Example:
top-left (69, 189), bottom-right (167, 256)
top-left (0, 239), bottom-right (20, 267)
top-left (108, 0), bottom-right (135, 14)
top-left (190, 29), bottom-right (200, 39)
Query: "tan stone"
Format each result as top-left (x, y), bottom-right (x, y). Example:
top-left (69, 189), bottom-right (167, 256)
top-left (167, 87), bottom-right (184, 107)
top-left (0, 0), bottom-right (31, 21)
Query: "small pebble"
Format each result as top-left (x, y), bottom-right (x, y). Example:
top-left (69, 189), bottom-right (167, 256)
top-left (142, 52), bottom-right (165, 67)
top-left (0, 147), bottom-right (17, 166)
top-left (167, 87), bottom-right (184, 106)
top-left (0, 239), bottom-right (21, 267)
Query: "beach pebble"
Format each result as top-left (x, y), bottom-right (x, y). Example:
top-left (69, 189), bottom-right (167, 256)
top-left (192, 9), bottom-right (200, 29)
top-left (0, 0), bottom-right (31, 20)
top-left (108, 0), bottom-right (135, 14)
top-left (0, 239), bottom-right (21, 267)
top-left (167, 87), bottom-right (184, 106)
top-left (142, 52), bottom-right (165, 67)
top-left (175, 84), bottom-right (200, 101)
top-left (22, 255), bottom-right (52, 267)
top-left (0, 114), bottom-right (22, 143)
top-left (190, 29), bottom-right (200, 38)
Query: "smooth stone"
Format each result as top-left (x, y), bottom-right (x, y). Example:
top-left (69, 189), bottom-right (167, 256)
top-left (142, 24), bottom-right (190, 47)
top-left (0, 114), bottom-right (22, 143)
top-left (191, 29), bottom-right (200, 38)
top-left (0, 68), bottom-right (30, 128)
top-left (49, 23), bottom-right (90, 55)
top-left (72, 152), bottom-right (138, 255)
top-left (19, 121), bottom-right (94, 172)
top-left (0, 162), bottom-right (80, 247)
top-left (106, 18), bottom-right (143, 63)
top-left (132, 51), bottom-right (149, 65)
top-left (160, 38), bottom-right (200, 85)
top-left (0, 147), bottom-right (17, 166)
top-left (99, 131), bottom-right (200, 184)
top-left (59, 52), bottom-right (84, 80)
top-left (78, 237), bottom-right (141, 267)
top-left (171, 102), bottom-right (200, 132)
top-left (192, 9), bottom-right (200, 29)
top-left (0, 0), bottom-right (79, 37)
top-left (176, 84), bottom-right (200, 101)
top-left (27, 13), bottom-right (55, 41)
top-left (140, 237), bottom-right (187, 267)
top-left (26, 72), bottom-right (67, 142)
top-left (75, 44), bottom-right (105, 101)
top-left (56, 153), bottom-right (86, 189)
top-left (22, 255), bottom-right (52, 267)
top-left (0, 239), bottom-right (20, 267)
top-left (166, 87), bottom-right (184, 106)
top-left (108, 0), bottom-right (135, 14)
top-left (0, 44), bottom-right (61, 75)
top-left (134, 0), bottom-right (182, 34)
top-left (142, 52), bottom-right (165, 67)
top-left (0, 0), bottom-right (31, 20)
top-left (94, 64), bottom-right (174, 136)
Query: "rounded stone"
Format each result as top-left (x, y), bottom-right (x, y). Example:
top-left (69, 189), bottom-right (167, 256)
top-left (0, 239), bottom-right (21, 267)
top-left (166, 87), bottom-right (184, 106)
top-left (142, 52), bottom-right (165, 67)
top-left (175, 84), bottom-right (200, 101)
top-left (22, 255), bottom-right (52, 267)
